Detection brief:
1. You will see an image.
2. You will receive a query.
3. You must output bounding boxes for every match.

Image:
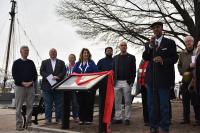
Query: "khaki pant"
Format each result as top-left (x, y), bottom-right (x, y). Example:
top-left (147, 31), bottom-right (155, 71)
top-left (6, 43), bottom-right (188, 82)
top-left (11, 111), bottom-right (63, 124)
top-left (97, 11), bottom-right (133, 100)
top-left (15, 86), bottom-right (34, 127)
top-left (114, 80), bottom-right (132, 120)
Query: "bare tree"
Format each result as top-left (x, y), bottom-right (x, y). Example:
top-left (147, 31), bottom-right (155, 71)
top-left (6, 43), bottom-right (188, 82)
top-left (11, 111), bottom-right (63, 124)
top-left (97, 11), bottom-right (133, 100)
top-left (56, 0), bottom-right (200, 50)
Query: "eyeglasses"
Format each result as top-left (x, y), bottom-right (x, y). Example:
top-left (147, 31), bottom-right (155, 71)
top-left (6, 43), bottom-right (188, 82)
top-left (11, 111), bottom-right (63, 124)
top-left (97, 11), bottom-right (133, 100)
top-left (120, 45), bottom-right (127, 47)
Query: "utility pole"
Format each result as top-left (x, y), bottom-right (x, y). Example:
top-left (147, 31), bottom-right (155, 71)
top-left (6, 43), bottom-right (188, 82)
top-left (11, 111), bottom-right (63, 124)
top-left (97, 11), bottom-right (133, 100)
top-left (2, 0), bottom-right (16, 93)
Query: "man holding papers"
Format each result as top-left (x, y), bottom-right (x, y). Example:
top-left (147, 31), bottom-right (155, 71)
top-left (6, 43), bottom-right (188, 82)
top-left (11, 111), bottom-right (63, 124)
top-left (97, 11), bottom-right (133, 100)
top-left (40, 48), bottom-right (66, 124)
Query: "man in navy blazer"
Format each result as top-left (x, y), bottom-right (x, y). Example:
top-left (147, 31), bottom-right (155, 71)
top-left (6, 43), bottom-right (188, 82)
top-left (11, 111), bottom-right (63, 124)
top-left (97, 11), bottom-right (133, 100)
top-left (40, 48), bottom-right (66, 124)
top-left (142, 22), bottom-right (178, 133)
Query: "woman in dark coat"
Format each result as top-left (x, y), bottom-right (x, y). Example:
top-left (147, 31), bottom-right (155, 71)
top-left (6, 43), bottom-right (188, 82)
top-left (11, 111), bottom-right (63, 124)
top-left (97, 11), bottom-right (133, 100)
top-left (73, 48), bottom-right (98, 125)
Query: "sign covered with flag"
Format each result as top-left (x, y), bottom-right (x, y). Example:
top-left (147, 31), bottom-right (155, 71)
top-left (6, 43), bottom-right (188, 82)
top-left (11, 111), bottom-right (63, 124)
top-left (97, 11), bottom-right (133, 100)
top-left (56, 70), bottom-right (114, 132)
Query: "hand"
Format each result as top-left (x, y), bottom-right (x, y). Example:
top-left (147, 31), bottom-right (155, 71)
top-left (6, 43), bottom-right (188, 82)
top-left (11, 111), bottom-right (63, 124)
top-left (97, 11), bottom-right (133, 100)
top-left (153, 56), bottom-right (163, 64)
top-left (22, 81), bottom-right (33, 87)
top-left (149, 36), bottom-right (156, 47)
top-left (53, 76), bottom-right (60, 80)
top-left (190, 63), bottom-right (195, 68)
top-left (130, 83), bottom-right (133, 87)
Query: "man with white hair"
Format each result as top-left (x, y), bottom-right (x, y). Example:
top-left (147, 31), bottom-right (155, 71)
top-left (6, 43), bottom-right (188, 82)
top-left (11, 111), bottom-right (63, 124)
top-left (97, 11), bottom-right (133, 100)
top-left (12, 45), bottom-right (37, 131)
top-left (178, 36), bottom-right (200, 125)
top-left (40, 48), bottom-right (66, 124)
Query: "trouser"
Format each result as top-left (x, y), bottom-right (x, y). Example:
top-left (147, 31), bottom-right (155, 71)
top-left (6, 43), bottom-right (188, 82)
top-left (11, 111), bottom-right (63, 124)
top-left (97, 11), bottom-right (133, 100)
top-left (114, 80), bottom-right (132, 120)
top-left (169, 100), bottom-right (172, 121)
top-left (77, 89), bottom-right (96, 122)
top-left (71, 91), bottom-right (79, 118)
top-left (43, 90), bottom-right (62, 122)
top-left (15, 86), bottom-right (34, 127)
top-left (147, 85), bottom-right (170, 132)
top-left (182, 89), bottom-right (200, 122)
top-left (141, 85), bottom-right (149, 123)
top-left (99, 77), bottom-right (115, 132)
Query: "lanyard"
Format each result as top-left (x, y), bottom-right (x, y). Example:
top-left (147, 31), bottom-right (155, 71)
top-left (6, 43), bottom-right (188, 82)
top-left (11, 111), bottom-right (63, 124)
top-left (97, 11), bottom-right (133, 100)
top-left (79, 61), bottom-right (89, 73)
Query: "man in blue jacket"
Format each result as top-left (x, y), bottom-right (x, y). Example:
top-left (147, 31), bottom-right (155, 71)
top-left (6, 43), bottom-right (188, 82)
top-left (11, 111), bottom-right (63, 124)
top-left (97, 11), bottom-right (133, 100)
top-left (97, 47), bottom-right (114, 132)
top-left (142, 22), bottom-right (178, 133)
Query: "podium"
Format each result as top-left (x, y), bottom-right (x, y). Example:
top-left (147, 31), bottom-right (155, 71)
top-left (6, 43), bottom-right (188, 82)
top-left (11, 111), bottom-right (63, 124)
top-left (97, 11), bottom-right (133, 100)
top-left (52, 71), bottom-right (114, 133)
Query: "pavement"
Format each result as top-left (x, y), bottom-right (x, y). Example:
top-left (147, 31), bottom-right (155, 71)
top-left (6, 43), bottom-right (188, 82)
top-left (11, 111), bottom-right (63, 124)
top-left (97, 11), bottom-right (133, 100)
top-left (0, 99), bottom-right (200, 133)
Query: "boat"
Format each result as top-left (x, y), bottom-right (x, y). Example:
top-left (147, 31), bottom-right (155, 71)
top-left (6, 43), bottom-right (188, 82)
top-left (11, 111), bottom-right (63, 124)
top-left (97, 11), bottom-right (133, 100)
top-left (0, 0), bottom-right (42, 106)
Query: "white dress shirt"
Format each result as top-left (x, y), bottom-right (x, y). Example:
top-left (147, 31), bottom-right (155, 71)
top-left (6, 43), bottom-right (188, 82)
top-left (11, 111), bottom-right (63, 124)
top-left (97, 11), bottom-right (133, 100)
top-left (51, 59), bottom-right (56, 71)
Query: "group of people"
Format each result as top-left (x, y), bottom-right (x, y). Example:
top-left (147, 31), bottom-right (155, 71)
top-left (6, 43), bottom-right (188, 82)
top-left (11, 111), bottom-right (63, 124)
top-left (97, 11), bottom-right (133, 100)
top-left (137, 22), bottom-right (200, 133)
top-left (11, 21), bottom-right (200, 133)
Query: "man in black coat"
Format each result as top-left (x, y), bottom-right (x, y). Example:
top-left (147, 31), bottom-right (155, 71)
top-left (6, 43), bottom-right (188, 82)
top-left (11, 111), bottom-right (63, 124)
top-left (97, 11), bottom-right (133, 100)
top-left (40, 48), bottom-right (66, 124)
top-left (142, 22), bottom-right (178, 133)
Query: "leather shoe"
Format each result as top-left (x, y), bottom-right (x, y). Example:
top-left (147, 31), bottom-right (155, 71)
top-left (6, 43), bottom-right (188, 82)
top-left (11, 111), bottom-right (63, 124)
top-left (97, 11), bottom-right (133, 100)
top-left (124, 120), bottom-right (130, 125)
top-left (79, 121), bottom-right (84, 125)
top-left (144, 122), bottom-right (149, 126)
top-left (112, 120), bottom-right (122, 124)
top-left (193, 121), bottom-right (200, 126)
top-left (180, 121), bottom-right (190, 124)
top-left (150, 128), bottom-right (159, 133)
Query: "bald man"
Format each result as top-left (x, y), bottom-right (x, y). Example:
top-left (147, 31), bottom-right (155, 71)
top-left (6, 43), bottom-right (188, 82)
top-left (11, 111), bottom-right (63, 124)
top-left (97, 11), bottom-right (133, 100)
top-left (112, 41), bottom-right (136, 125)
top-left (40, 48), bottom-right (66, 124)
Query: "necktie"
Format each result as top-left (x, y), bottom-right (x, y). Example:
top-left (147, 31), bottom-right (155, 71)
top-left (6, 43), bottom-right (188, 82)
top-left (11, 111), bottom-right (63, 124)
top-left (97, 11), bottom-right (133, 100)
top-left (155, 40), bottom-right (159, 51)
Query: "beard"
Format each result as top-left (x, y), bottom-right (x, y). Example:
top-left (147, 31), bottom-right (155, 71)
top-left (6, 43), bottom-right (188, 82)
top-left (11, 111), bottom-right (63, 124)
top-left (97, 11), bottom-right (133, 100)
top-left (106, 54), bottom-right (112, 58)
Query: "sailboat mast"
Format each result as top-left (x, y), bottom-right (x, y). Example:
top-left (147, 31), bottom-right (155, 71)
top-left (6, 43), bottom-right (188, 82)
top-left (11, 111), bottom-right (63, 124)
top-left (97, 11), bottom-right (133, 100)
top-left (2, 0), bottom-right (16, 92)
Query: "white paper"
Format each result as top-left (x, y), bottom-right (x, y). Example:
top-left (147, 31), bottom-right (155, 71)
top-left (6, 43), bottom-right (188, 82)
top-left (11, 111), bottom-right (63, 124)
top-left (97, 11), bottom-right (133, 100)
top-left (191, 56), bottom-right (196, 63)
top-left (46, 74), bottom-right (57, 86)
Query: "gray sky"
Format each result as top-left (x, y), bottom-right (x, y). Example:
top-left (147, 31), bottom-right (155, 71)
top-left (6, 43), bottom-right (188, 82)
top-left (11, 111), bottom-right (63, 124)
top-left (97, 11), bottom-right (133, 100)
top-left (0, 0), bottom-right (140, 68)
top-left (0, 0), bottom-right (182, 83)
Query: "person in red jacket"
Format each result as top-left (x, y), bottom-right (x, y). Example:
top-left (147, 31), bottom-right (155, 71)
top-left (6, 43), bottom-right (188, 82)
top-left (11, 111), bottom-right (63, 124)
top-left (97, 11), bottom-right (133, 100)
top-left (137, 59), bottom-right (149, 126)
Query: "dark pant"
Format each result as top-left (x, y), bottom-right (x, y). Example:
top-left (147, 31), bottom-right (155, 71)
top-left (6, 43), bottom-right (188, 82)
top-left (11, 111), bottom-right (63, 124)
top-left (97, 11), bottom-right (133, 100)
top-left (99, 78), bottom-right (115, 132)
top-left (71, 91), bottom-right (79, 118)
top-left (77, 90), bottom-right (96, 122)
top-left (169, 100), bottom-right (172, 121)
top-left (182, 89), bottom-right (200, 122)
top-left (141, 86), bottom-right (149, 123)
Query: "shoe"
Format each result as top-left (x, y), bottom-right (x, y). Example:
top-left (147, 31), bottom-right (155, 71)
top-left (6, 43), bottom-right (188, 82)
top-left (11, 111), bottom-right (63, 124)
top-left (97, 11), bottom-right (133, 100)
top-left (45, 119), bottom-right (52, 125)
top-left (55, 119), bottom-right (62, 124)
top-left (193, 121), bottom-right (200, 126)
top-left (85, 121), bottom-right (92, 125)
top-left (144, 122), bottom-right (149, 126)
top-left (150, 128), bottom-right (159, 133)
top-left (159, 129), bottom-right (169, 133)
top-left (79, 121), bottom-right (84, 125)
top-left (25, 122), bottom-right (32, 131)
top-left (180, 121), bottom-right (190, 124)
top-left (16, 126), bottom-right (24, 131)
top-left (26, 126), bottom-right (32, 131)
top-left (112, 120), bottom-right (122, 124)
top-left (124, 120), bottom-right (130, 125)
top-left (73, 117), bottom-right (79, 123)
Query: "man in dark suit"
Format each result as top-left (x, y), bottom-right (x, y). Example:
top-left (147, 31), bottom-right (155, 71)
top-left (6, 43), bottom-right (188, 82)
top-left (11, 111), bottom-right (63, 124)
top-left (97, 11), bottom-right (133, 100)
top-left (40, 48), bottom-right (66, 124)
top-left (142, 22), bottom-right (178, 133)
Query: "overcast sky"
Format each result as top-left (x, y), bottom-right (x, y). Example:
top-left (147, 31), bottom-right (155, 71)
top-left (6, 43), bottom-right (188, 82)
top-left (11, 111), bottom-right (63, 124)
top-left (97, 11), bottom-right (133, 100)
top-left (0, 0), bottom-right (182, 83)
top-left (0, 0), bottom-right (141, 68)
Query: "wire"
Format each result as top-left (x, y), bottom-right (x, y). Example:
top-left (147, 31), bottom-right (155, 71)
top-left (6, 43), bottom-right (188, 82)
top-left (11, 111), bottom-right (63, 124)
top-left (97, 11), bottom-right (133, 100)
top-left (17, 18), bottom-right (43, 62)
